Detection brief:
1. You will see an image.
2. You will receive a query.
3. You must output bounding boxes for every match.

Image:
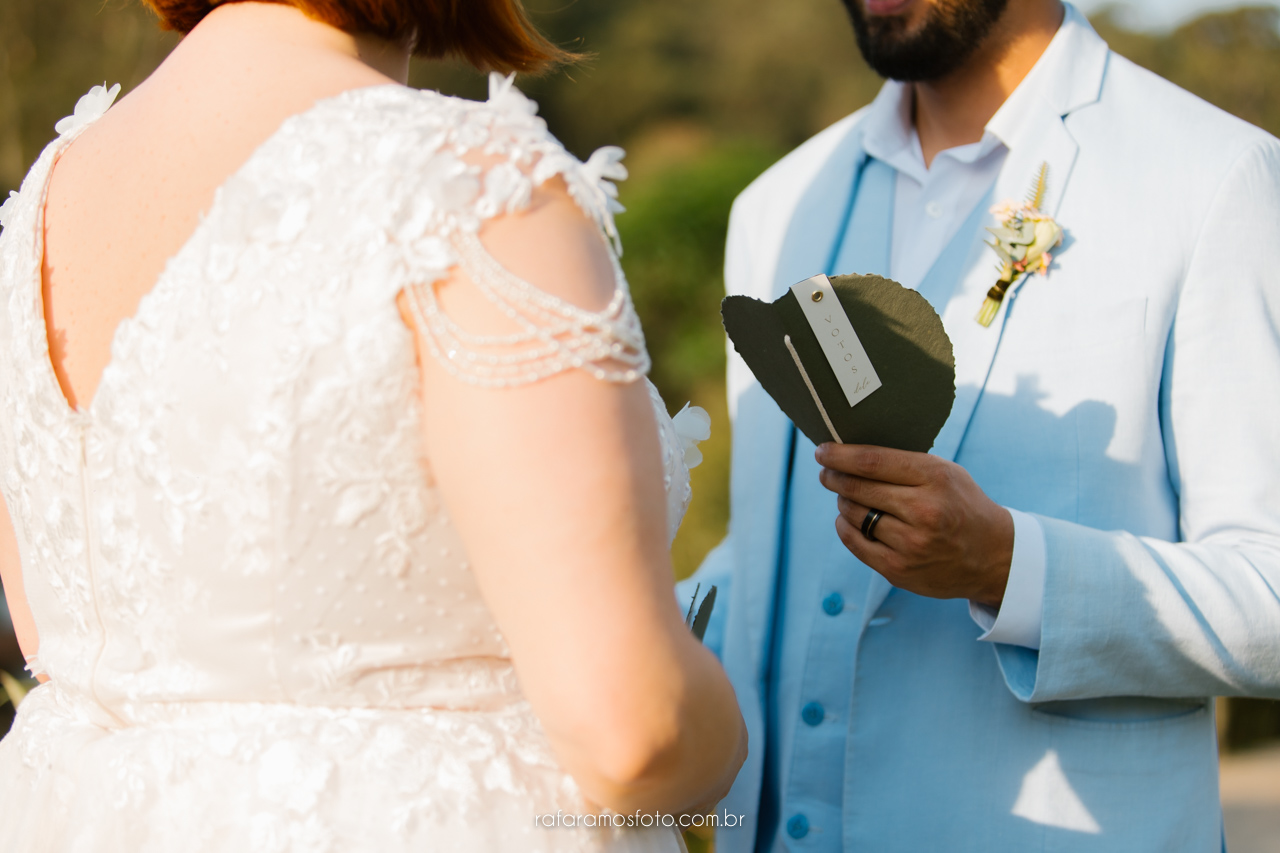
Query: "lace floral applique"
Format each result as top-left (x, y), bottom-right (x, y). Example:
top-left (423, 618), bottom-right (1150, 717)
top-left (671, 404), bottom-right (712, 469)
top-left (394, 74), bottom-right (650, 386)
top-left (392, 75), bottom-right (650, 389)
top-left (53, 83), bottom-right (120, 137)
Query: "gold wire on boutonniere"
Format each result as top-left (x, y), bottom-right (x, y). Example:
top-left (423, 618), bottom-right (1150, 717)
top-left (976, 162), bottom-right (1065, 327)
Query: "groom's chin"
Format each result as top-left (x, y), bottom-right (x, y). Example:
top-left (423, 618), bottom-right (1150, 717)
top-left (843, 0), bottom-right (936, 81)
top-left (845, 0), bottom-right (1011, 83)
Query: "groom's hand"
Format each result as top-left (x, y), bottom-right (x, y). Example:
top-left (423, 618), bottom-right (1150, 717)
top-left (816, 444), bottom-right (1014, 609)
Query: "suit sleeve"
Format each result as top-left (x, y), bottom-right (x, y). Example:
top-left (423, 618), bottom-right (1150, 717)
top-left (992, 138), bottom-right (1280, 702)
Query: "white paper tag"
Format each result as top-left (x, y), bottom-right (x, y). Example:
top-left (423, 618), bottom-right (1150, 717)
top-left (790, 275), bottom-right (882, 408)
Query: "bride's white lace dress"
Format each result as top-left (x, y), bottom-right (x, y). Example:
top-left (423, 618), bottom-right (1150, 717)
top-left (0, 77), bottom-right (698, 852)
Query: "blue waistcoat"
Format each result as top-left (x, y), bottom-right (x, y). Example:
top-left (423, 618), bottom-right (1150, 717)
top-left (756, 157), bottom-right (995, 851)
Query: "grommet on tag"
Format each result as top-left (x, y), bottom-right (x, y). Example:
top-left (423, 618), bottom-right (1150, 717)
top-left (791, 274), bottom-right (882, 409)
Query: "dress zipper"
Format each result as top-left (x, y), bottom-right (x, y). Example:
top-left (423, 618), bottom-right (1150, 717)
top-left (79, 423), bottom-right (124, 725)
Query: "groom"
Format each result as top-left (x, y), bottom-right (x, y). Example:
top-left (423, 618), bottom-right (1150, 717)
top-left (679, 0), bottom-right (1280, 850)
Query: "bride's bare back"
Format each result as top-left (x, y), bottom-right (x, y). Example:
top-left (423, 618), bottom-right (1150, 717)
top-left (1, 0), bottom-right (407, 708)
top-left (3, 3), bottom-right (406, 687)
top-left (42, 4), bottom-right (405, 411)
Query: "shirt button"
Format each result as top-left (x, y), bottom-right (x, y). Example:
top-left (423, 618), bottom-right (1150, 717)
top-left (925, 201), bottom-right (944, 218)
top-left (786, 814), bottom-right (810, 839)
top-left (869, 615), bottom-right (893, 627)
top-left (801, 701), bottom-right (825, 726)
top-left (822, 592), bottom-right (844, 616)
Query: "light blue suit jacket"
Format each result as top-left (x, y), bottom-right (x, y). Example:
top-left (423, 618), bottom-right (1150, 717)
top-left (680, 8), bottom-right (1280, 851)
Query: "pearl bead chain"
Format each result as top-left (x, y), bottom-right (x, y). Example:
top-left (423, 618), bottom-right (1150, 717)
top-left (404, 230), bottom-right (650, 388)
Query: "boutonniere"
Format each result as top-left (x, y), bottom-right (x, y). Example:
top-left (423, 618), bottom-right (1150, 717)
top-left (976, 162), bottom-right (1064, 327)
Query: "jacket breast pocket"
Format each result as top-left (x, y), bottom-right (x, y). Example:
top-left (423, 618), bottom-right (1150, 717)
top-left (1026, 296), bottom-right (1148, 356)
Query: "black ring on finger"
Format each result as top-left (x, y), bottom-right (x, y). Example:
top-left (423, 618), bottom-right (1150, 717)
top-left (861, 508), bottom-right (885, 542)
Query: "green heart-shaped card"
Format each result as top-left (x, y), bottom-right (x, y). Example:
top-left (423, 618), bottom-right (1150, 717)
top-left (722, 273), bottom-right (955, 451)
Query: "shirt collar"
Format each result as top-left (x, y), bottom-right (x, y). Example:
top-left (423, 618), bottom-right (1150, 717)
top-left (860, 80), bottom-right (925, 181)
top-left (859, 7), bottom-right (1081, 177)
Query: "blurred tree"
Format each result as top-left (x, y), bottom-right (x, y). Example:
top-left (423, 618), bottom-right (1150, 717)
top-left (1093, 6), bottom-right (1280, 137)
top-left (414, 0), bottom-right (881, 160)
top-left (0, 584), bottom-right (22, 740)
top-left (618, 144), bottom-right (779, 407)
top-left (0, 0), bottom-right (177, 195)
top-left (1224, 698), bottom-right (1280, 751)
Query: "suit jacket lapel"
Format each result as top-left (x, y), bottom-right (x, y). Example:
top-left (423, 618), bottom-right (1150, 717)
top-left (930, 4), bottom-right (1108, 463)
top-left (926, 113), bottom-right (1080, 463)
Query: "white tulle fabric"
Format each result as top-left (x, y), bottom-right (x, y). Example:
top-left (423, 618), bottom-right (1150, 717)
top-left (0, 78), bottom-right (696, 852)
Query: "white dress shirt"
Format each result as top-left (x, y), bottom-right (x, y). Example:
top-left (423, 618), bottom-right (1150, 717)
top-left (853, 43), bottom-right (1078, 650)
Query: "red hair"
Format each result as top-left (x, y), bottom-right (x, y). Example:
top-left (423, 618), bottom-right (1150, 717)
top-left (139, 0), bottom-right (571, 73)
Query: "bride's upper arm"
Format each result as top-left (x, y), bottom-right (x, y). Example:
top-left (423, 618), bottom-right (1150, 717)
top-left (471, 176), bottom-right (621, 314)
top-left (396, 177), bottom-right (693, 786)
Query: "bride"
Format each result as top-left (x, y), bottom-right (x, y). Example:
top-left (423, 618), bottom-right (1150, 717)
top-left (0, 1), bottom-right (746, 849)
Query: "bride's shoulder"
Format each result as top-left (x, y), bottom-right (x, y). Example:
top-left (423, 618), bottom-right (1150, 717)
top-left (325, 75), bottom-right (626, 246)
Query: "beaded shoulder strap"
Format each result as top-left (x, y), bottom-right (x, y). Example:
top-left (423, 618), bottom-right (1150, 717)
top-left (403, 229), bottom-right (650, 388)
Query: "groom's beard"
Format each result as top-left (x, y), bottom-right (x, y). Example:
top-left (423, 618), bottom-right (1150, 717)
top-left (841, 0), bottom-right (1010, 82)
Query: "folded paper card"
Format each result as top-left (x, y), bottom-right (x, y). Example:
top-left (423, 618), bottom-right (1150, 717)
top-left (722, 273), bottom-right (956, 451)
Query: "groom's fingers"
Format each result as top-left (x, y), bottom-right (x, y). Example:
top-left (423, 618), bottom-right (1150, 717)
top-left (819, 467), bottom-right (914, 518)
top-left (836, 497), bottom-right (907, 551)
top-left (816, 443), bottom-right (933, 486)
top-left (834, 510), bottom-right (900, 574)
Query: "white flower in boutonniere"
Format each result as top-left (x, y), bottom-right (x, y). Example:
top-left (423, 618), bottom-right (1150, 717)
top-left (976, 162), bottom-right (1064, 327)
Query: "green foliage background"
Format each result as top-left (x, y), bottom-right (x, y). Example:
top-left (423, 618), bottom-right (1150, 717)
top-left (2, 2), bottom-right (1279, 758)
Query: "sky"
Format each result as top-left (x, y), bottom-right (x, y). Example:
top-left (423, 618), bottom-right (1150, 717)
top-left (1072, 0), bottom-right (1280, 29)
